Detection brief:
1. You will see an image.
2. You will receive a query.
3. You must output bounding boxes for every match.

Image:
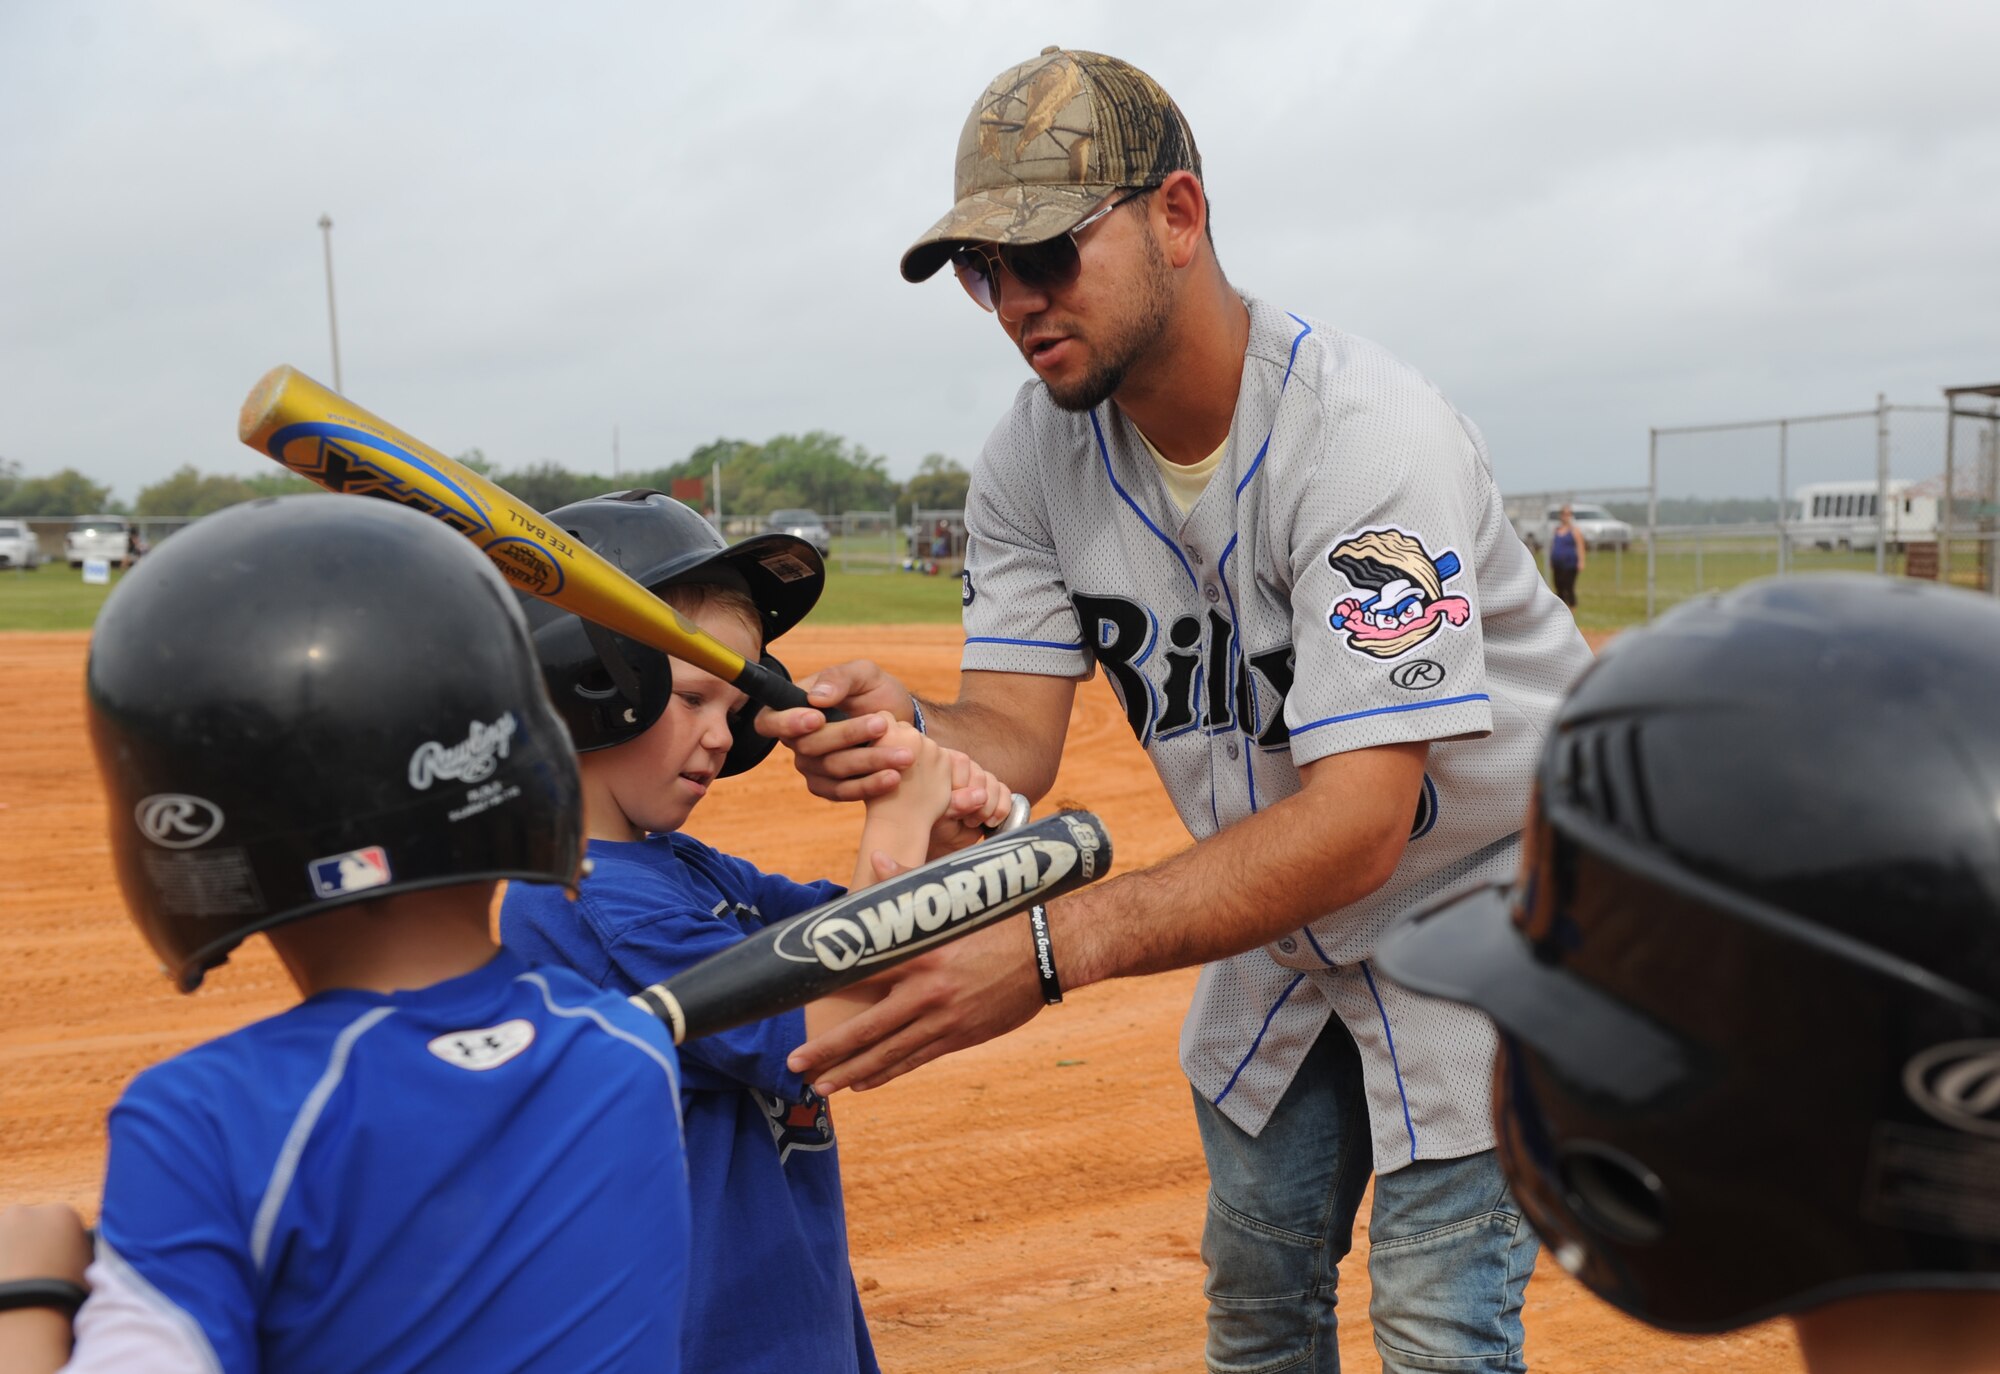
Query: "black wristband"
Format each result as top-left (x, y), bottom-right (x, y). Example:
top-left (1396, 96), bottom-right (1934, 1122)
top-left (1028, 904), bottom-right (1062, 1005)
top-left (0, 1278), bottom-right (88, 1316)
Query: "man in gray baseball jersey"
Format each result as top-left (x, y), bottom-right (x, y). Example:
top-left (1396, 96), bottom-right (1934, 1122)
top-left (765, 47), bottom-right (1592, 1373)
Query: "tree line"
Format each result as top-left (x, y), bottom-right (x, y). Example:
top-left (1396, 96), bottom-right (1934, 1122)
top-left (1603, 498), bottom-right (1782, 526)
top-left (0, 436), bottom-right (973, 522)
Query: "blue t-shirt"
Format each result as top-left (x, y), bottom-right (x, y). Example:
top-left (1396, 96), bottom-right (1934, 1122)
top-left (93, 948), bottom-right (689, 1374)
top-left (1550, 526), bottom-right (1579, 568)
top-left (503, 834), bottom-right (880, 1374)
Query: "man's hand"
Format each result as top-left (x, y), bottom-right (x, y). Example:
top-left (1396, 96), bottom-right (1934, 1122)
top-left (756, 660), bottom-right (917, 803)
top-left (756, 661), bottom-right (1002, 833)
top-left (786, 898), bottom-right (1045, 1094)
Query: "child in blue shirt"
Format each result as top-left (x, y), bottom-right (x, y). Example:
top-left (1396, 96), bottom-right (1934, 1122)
top-left (0, 497), bottom-right (691, 1374)
top-left (502, 491), bottom-right (1010, 1374)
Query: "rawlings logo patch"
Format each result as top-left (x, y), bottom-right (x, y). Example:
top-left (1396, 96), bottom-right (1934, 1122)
top-left (1326, 528), bottom-right (1472, 660)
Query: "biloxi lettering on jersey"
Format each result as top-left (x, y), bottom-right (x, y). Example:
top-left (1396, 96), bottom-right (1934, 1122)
top-left (1071, 592), bottom-right (1295, 751)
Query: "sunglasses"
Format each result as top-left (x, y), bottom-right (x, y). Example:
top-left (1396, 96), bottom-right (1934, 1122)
top-left (948, 188), bottom-right (1153, 312)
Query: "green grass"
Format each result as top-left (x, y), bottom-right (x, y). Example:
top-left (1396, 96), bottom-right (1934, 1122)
top-left (814, 562), bottom-right (966, 623)
top-left (6, 539), bottom-right (1986, 634)
top-left (0, 564), bottom-right (126, 630)
top-left (0, 558), bottom-right (969, 631)
top-left (1552, 540), bottom-right (1990, 632)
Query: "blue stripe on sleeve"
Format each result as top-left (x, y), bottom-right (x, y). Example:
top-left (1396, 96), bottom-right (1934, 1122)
top-left (1291, 693), bottom-right (1490, 737)
top-left (964, 635), bottom-right (1087, 651)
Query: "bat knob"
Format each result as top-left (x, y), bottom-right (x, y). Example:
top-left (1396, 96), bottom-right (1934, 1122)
top-left (998, 792), bottom-right (1033, 834)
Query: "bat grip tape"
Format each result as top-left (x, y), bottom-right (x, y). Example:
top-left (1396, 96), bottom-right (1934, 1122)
top-left (735, 657), bottom-right (848, 724)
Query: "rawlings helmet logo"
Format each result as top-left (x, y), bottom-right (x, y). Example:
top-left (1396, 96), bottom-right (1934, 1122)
top-left (135, 794), bottom-right (225, 849)
top-left (408, 713), bottom-right (519, 790)
top-left (1903, 1040), bottom-right (2000, 1138)
top-left (777, 838), bottom-right (1079, 971)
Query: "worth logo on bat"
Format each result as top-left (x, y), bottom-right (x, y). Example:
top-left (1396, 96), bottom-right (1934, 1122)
top-left (776, 837), bottom-right (1080, 972)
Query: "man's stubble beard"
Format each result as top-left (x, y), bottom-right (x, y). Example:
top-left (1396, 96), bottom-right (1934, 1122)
top-left (1043, 229), bottom-right (1177, 414)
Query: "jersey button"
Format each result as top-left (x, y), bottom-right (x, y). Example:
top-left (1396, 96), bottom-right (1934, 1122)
top-left (1226, 741), bottom-right (1240, 760)
top-left (1204, 584), bottom-right (1220, 604)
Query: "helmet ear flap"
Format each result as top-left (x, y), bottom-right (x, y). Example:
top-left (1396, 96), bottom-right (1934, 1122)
top-left (718, 651), bottom-right (789, 778)
top-left (578, 618), bottom-right (672, 745)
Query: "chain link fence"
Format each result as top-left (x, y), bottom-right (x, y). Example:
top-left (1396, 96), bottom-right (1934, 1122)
top-left (833, 509), bottom-right (900, 574)
top-left (908, 507), bottom-right (966, 573)
top-left (1639, 399), bottom-right (2000, 619)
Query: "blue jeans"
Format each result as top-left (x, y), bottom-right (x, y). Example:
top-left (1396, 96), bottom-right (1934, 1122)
top-left (1192, 1018), bottom-right (1537, 1372)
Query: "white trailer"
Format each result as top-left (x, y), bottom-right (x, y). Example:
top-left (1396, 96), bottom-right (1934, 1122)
top-left (1790, 480), bottom-right (1938, 553)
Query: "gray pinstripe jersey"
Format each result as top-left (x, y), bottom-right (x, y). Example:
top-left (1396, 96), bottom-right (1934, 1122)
top-left (960, 296), bottom-right (1592, 1171)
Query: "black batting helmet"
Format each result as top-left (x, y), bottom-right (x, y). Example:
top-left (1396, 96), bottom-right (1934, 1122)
top-left (1377, 574), bottom-right (2000, 1332)
top-left (87, 496), bottom-right (583, 992)
top-left (522, 490), bottom-right (823, 774)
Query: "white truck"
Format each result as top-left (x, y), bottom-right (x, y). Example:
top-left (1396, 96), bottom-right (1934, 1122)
top-left (0, 519), bottom-right (40, 570)
top-left (65, 515), bottom-right (133, 569)
top-left (1520, 503), bottom-right (1634, 554)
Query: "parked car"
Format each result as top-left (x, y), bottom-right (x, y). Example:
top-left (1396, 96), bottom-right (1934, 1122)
top-left (1523, 503), bottom-right (1633, 554)
top-left (65, 515), bottom-right (133, 569)
top-left (0, 520), bottom-right (40, 570)
top-left (764, 508), bottom-right (832, 557)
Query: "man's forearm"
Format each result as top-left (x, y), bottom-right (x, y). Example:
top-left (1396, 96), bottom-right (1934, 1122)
top-left (1052, 746), bottom-right (1424, 987)
top-left (914, 697), bottom-right (1030, 785)
top-left (915, 681), bottom-right (1071, 800)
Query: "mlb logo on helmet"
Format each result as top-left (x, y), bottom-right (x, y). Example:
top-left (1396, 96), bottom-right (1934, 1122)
top-left (308, 846), bottom-right (393, 899)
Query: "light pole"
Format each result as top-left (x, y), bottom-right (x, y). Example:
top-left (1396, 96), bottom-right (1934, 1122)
top-left (318, 214), bottom-right (344, 393)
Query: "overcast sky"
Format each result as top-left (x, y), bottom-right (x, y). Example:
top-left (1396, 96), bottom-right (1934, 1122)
top-left (3, 0), bottom-right (1995, 505)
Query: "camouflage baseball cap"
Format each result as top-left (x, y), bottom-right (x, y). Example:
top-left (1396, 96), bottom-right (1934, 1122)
top-left (900, 47), bottom-right (1202, 283)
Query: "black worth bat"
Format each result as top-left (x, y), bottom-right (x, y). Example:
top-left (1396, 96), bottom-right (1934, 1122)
top-left (634, 810), bottom-right (1111, 1043)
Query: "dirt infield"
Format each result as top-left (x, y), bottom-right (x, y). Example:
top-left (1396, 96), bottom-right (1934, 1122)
top-left (0, 626), bottom-right (1801, 1372)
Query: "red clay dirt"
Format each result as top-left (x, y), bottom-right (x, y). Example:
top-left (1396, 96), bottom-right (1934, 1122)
top-left (0, 625), bottom-right (1801, 1372)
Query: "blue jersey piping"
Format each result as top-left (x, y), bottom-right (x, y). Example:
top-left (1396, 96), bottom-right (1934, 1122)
top-left (1292, 693), bottom-right (1490, 737)
top-left (964, 634), bottom-right (1087, 651)
top-left (1090, 408), bottom-right (1198, 592)
top-left (1213, 974), bottom-right (1306, 1107)
top-left (1360, 960), bottom-right (1419, 1161)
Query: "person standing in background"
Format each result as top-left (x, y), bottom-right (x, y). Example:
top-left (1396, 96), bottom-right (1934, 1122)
top-left (1548, 504), bottom-right (1585, 608)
